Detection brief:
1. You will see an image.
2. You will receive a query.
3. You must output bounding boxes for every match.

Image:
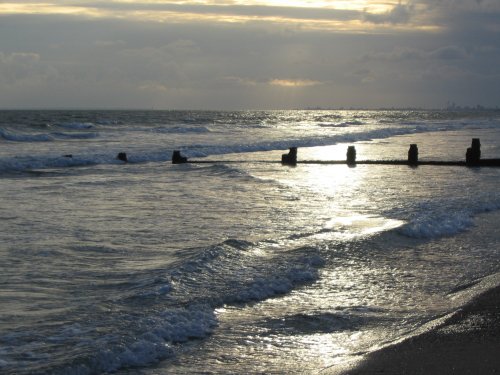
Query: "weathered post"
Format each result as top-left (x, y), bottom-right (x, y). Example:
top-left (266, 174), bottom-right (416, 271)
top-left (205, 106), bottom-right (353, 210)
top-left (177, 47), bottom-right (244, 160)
top-left (347, 146), bottom-right (356, 166)
top-left (281, 147), bottom-right (297, 166)
top-left (172, 150), bottom-right (188, 164)
top-left (117, 152), bottom-right (128, 162)
top-left (466, 138), bottom-right (481, 166)
top-left (408, 144), bottom-right (418, 166)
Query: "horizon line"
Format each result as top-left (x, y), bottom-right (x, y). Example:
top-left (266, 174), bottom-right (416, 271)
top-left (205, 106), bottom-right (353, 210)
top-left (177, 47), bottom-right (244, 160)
top-left (1, 106), bottom-right (499, 112)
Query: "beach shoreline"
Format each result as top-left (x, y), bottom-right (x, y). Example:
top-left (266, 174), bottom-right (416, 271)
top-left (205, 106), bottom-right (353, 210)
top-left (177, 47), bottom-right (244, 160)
top-left (328, 277), bottom-right (500, 375)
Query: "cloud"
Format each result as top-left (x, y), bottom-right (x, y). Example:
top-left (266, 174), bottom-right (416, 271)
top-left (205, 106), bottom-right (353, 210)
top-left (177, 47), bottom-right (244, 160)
top-left (0, 1), bottom-right (361, 28)
top-left (0, 1), bottom-right (499, 109)
top-left (363, 2), bottom-right (415, 24)
top-left (269, 79), bottom-right (321, 87)
top-left (418, 0), bottom-right (500, 11)
top-left (94, 40), bottom-right (126, 47)
top-left (361, 45), bottom-right (469, 62)
top-left (0, 1), bottom-right (431, 33)
top-left (0, 52), bottom-right (54, 85)
top-left (429, 45), bottom-right (468, 60)
top-left (139, 82), bottom-right (169, 93)
top-left (223, 76), bottom-right (258, 86)
top-left (414, 0), bottom-right (500, 33)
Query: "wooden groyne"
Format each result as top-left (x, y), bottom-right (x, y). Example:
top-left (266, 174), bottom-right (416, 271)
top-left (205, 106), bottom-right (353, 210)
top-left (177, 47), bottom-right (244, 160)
top-left (169, 138), bottom-right (500, 167)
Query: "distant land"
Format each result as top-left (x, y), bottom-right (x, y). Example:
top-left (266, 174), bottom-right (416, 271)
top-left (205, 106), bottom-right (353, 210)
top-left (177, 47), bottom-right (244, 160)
top-left (303, 104), bottom-right (500, 111)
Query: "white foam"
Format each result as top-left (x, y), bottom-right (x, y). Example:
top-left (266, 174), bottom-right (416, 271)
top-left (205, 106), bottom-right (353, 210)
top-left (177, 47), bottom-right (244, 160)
top-left (399, 213), bottom-right (474, 238)
top-left (0, 129), bottom-right (53, 142)
top-left (90, 335), bottom-right (173, 373)
top-left (170, 241), bottom-right (325, 306)
top-left (1, 113), bottom-right (499, 173)
top-left (60, 306), bottom-right (216, 375)
top-left (0, 154), bottom-right (100, 172)
top-left (0, 128), bottom-right (97, 143)
top-left (399, 200), bottom-right (500, 239)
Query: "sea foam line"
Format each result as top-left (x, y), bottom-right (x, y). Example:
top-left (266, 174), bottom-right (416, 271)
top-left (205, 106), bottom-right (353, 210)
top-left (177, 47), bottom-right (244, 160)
top-left (0, 120), bottom-right (497, 172)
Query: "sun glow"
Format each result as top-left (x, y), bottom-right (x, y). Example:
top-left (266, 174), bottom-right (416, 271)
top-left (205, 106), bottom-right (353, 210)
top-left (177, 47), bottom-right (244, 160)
top-left (236, 0), bottom-right (392, 12)
top-left (270, 79), bottom-right (321, 88)
top-left (0, 1), bottom-right (402, 18)
top-left (0, 1), bottom-right (430, 33)
top-left (0, 2), bottom-right (107, 17)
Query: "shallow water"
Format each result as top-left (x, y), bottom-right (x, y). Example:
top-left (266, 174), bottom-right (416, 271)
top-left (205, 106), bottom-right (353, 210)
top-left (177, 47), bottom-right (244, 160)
top-left (0, 110), bottom-right (499, 374)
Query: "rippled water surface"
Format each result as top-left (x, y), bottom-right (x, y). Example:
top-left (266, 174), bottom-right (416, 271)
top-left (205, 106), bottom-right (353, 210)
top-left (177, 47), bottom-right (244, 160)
top-left (1, 110), bottom-right (499, 374)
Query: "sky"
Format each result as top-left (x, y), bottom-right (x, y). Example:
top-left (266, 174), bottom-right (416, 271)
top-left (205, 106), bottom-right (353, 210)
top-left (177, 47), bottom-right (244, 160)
top-left (0, 0), bottom-right (499, 109)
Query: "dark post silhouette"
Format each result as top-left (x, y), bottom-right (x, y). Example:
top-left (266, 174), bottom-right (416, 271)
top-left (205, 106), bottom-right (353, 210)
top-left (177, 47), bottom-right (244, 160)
top-left (117, 152), bottom-right (128, 162)
top-left (408, 144), bottom-right (418, 166)
top-left (466, 138), bottom-right (481, 166)
top-left (347, 146), bottom-right (356, 166)
top-left (172, 150), bottom-right (188, 164)
top-left (281, 147), bottom-right (297, 166)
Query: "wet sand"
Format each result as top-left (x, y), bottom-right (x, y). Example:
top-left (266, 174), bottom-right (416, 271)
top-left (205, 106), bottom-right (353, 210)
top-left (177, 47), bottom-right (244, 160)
top-left (337, 284), bottom-right (500, 375)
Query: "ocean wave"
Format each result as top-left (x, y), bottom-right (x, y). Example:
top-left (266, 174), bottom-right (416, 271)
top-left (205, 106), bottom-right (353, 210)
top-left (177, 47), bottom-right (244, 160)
top-left (0, 155), bottom-right (99, 172)
top-left (52, 132), bottom-right (98, 140)
top-left (398, 212), bottom-right (474, 239)
top-left (2, 114), bottom-right (498, 172)
top-left (40, 306), bottom-right (216, 375)
top-left (0, 129), bottom-right (53, 142)
top-left (319, 120), bottom-right (364, 128)
top-left (397, 200), bottom-right (500, 239)
top-left (152, 125), bottom-right (211, 134)
top-left (174, 120), bottom-right (495, 160)
top-left (0, 128), bottom-right (98, 142)
top-left (166, 240), bottom-right (325, 309)
top-left (35, 240), bottom-right (324, 375)
top-left (261, 312), bottom-right (358, 335)
top-left (56, 122), bottom-right (94, 130)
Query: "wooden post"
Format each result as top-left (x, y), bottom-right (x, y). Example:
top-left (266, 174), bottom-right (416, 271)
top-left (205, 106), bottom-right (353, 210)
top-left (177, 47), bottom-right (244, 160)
top-left (172, 150), bottom-right (188, 164)
top-left (466, 138), bottom-right (481, 166)
top-left (117, 152), bottom-right (128, 162)
top-left (408, 144), bottom-right (418, 166)
top-left (347, 146), bottom-right (356, 165)
top-left (281, 147), bottom-right (297, 166)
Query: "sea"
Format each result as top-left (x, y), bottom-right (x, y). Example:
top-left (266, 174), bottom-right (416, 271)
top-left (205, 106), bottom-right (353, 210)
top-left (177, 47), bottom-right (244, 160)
top-left (0, 109), bottom-right (499, 374)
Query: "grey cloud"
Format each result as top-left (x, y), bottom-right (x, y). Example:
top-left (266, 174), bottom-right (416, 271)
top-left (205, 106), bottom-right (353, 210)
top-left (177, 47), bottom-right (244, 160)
top-left (429, 46), bottom-right (468, 60)
top-left (361, 47), bottom-right (424, 62)
top-left (363, 2), bottom-right (415, 24)
top-left (362, 45), bottom-right (469, 62)
top-left (414, 0), bottom-right (500, 34)
top-left (417, 0), bottom-right (500, 11)
top-left (1, 7), bottom-right (499, 109)
top-left (75, 1), bottom-right (360, 22)
top-left (0, 52), bottom-right (57, 85)
top-left (94, 40), bottom-right (126, 47)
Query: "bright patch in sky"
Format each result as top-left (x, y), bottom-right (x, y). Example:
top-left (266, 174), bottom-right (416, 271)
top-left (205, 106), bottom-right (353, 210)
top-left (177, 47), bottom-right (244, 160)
top-left (0, 1), bottom-right (398, 16)
top-left (242, 0), bottom-right (391, 12)
top-left (270, 79), bottom-right (321, 87)
top-left (0, 0), bottom-right (418, 34)
top-left (0, 2), bottom-right (98, 16)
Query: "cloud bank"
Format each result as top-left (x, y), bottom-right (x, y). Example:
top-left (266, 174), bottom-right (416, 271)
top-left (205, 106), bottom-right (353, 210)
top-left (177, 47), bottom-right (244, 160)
top-left (0, 0), bottom-right (499, 109)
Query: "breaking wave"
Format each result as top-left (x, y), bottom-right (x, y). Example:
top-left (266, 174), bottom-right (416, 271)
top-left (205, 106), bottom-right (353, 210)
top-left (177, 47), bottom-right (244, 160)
top-left (0, 128), bottom-right (97, 142)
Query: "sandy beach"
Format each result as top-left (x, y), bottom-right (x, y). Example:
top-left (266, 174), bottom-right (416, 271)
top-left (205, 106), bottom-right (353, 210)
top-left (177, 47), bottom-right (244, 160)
top-left (335, 282), bottom-right (500, 375)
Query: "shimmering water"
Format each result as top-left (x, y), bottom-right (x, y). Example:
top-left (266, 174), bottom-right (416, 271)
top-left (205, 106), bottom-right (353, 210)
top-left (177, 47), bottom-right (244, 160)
top-left (1, 110), bottom-right (499, 374)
